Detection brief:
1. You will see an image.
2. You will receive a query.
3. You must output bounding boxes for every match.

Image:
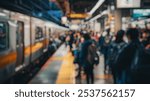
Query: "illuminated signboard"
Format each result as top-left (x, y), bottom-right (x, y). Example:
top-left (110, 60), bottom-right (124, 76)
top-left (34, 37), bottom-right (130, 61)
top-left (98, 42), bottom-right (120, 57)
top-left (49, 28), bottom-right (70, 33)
top-left (133, 9), bottom-right (150, 18)
top-left (117, 0), bottom-right (141, 8)
top-left (67, 13), bottom-right (89, 19)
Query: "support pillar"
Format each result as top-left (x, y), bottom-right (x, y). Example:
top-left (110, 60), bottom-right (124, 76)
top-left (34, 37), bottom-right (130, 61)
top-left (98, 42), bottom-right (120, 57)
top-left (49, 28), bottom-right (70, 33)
top-left (114, 9), bottom-right (122, 33)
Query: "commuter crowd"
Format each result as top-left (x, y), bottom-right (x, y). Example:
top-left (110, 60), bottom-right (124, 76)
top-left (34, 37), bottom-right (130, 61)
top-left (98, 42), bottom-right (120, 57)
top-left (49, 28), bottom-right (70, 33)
top-left (65, 27), bottom-right (150, 84)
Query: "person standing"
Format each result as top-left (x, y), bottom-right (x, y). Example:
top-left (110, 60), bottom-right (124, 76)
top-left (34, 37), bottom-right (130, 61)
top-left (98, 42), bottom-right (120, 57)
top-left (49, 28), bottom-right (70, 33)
top-left (115, 28), bottom-right (141, 84)
top-left (107, 30), bottom-right (126, 83)
top-left (80, 33), bottom-right (98, 84)
top-left (68, 31), bottom-right (74, 51)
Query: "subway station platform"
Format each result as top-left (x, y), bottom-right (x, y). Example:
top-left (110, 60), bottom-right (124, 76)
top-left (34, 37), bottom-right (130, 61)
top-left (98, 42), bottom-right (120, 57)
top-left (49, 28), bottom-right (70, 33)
top-left (29, 44), bottom-right (113, 84)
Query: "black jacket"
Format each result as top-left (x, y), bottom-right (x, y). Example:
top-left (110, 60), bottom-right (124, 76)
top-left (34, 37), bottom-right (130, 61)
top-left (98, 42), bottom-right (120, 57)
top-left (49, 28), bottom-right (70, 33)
top-left (80, 40), bottom-right (93, 67)
top-left (116, 39), bottom-right (140, 72)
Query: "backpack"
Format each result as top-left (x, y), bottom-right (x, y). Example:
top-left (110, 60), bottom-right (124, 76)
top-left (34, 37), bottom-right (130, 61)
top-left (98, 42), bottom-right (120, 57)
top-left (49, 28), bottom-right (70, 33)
top-left (108, 42), bottom-right (126, 65)
top-left (86, 43), bottom-right (99, 65)
top-left (130, 45), bottom-right (150, 83)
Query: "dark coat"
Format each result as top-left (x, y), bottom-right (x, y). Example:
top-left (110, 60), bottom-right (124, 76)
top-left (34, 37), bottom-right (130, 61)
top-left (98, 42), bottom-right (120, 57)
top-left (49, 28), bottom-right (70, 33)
top-left (115, 39), bottom-right (141, 83)
top-left (80, 40), bottom-right (92, 68)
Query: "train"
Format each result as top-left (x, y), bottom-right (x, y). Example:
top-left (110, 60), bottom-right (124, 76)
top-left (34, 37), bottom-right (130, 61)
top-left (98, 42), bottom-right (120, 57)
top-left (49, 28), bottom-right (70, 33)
top-left (0, 8), bottom-right (68, 83)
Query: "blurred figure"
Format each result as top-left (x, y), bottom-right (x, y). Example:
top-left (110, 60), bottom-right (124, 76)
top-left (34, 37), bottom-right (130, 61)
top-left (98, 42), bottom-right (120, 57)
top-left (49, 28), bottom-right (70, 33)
top-left (80, 33), bottom-right (98, 84)
top-left (95, 32), bottom-right (100, 42)
top-left (73, 32), bottom-right (83, 78)
top-left (90, 31), bottom-right (95, 40)
top-left (68, 31), bottom-right (74, 52)
top-left (146, 36), bottom-right (150, 50)
top-left (107, 30), bottom-right (126, 83)
top-left (65, 32), bottom-right (70, 47)
top-left (77, 37), bottom-right (84, 79)
top-left (115, 28), bottom-right (140, 84)
top-left (98, 33), bottom-right (105, 54)
top-left (141, 30), bottom-right (150, 47)
top-left (99, 31), bottom-right (111, 74)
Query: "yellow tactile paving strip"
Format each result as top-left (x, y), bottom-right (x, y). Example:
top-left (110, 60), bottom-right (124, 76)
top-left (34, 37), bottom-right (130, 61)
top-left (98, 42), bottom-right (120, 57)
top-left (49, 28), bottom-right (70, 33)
top-left (81, 74), bottom-right (112, 80)
top-left (56, 52), bottom-right (75, 84)
top-left (50, 57), bottom-right (64, 61)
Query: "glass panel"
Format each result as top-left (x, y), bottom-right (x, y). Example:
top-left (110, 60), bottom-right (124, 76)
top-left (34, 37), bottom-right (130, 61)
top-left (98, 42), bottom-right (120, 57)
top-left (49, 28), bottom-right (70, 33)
top-left (35, 27), bottom-right (43, 40)
top-left (0, 22), bottom-right (8, 52)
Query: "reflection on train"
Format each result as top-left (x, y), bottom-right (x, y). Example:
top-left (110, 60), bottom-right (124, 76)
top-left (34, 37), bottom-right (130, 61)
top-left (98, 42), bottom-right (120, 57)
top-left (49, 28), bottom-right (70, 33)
top-left (0, 8), bottom-right (68, 83)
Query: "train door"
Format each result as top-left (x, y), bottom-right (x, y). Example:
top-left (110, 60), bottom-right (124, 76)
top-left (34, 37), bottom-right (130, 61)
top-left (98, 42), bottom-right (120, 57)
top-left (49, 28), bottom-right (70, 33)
top-left (16, 21), bottom-right (24, 67)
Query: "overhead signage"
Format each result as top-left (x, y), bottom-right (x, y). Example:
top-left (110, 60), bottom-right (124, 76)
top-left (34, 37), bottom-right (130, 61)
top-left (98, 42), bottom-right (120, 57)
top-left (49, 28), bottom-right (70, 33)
top-left (67, 13), bottom-right (89, 19)
top-left (133, 9), bottom-right (150, 18)
top-left (117, 0), bottom-right (141, 8)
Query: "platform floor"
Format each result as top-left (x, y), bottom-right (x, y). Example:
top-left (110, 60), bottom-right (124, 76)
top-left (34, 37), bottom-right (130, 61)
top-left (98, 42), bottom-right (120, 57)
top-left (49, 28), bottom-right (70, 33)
top-left (29, 44), bottom-right (113, 84)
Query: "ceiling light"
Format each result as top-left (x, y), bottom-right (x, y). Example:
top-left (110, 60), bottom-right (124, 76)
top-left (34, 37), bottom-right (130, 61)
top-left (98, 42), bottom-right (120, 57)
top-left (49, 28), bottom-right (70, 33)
top-left (88, 0), bottom-right (105, 16)
top-left (0, 12), bottom-right (6, 17)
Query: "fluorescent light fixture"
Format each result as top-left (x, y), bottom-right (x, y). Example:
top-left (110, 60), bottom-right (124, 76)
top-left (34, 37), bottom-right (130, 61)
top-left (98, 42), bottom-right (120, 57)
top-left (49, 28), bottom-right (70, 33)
top-left (88, 0), bottom-right (105, 15)
top-left (0, 12), bottom-right (6, 17)
top-left (3, 10), bottom-right (9, 13)
top-left (89, 10), bottom-right (108, 22)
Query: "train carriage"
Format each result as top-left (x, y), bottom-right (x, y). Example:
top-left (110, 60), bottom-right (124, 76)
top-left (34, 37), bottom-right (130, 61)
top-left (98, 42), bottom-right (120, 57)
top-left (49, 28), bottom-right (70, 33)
top-left (0, 8), bottom-right (68, 83)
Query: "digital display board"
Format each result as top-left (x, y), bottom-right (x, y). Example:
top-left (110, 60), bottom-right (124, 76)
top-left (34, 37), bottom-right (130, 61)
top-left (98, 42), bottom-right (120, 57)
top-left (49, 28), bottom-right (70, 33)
top-left (117, 0), bottom-right (141, 8)
top-left (133, 9), bottom-right (150, 18)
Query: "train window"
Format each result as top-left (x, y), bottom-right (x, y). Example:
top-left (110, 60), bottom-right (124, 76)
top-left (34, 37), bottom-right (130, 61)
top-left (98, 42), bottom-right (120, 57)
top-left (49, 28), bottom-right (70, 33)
top-left (0, 22), bottom-right (8, 52)
top-left (35, 27), bottom-right (43, 41)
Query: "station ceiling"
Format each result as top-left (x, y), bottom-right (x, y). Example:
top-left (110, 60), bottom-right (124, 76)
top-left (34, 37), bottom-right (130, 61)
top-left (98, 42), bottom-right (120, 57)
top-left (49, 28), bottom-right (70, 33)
top-left (0, 0), bottom-right (113, 25)
top-left (0, 0), bottom-right (65, 26)
top-left (69, 0), bottom-right (98, 13)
